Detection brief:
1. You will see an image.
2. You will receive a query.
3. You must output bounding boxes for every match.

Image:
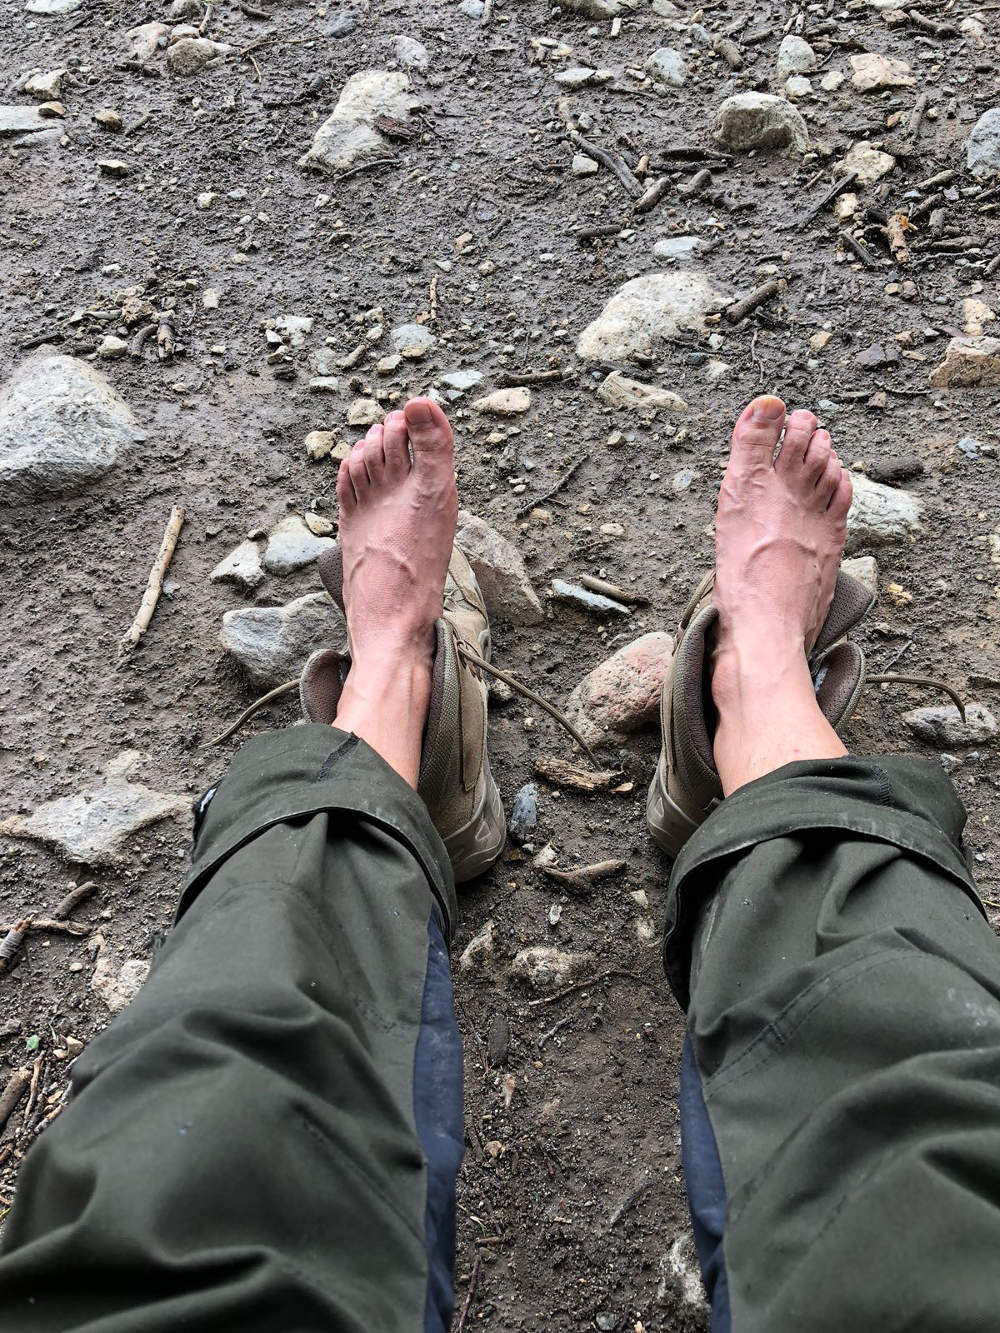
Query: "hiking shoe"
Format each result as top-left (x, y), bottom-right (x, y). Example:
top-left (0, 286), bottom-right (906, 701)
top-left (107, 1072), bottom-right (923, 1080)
top-left (300, 543), bottom-right (506, 884)
top-left (646, 567), bottom-right (875, 859)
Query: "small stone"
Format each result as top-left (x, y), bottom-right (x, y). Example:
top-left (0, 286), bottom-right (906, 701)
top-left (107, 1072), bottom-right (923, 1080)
top-left (393, 35), bottom-right (429, 72)
top-left (775, 34), bottom-right (816, 80)
top-left (785, 76), bottom-right (812, 97)
top-left (94, 108), bottom-right (122, 131)
top-left (929, 337), bottom-right (1000, 389)
top-left (646, 48), bottom-right (688, 87)
top-left (597, 370), bottom-right (687, 413)
top-left (845, 473), bottom-right (922, 553)
top-left (125, 21), bottom-right (169, 63)
top-left (565, 632), bottom-right (673, 746)
top-left (304, 429), bottom-right (339, 461)
top-left (833, 192), bottom-right (858, 220)
top-left (867, 456), bottom-right (923, 485)
top-left (473, 387), bottom-right (532, 416)
top-left (459, 919), bottom-right (495, 973)
top-left (962, 298), bottom-right (996, 337)
top-left (511, 946), bottom-right (596, 993)
top-left (439, 368), bottom-right (484, 396)
top-left (577, 271), bottom-right (729, 363)
top-left (562, 0), bottom-right (623, 13)
top-left (376, 355), bottom-right (402, 375)
top-left (26, 0), bottom-right (80, 9)
top-left (390, 321), bottom-right (436, 359)
top-left (967, 109), bottom-right (1000, 178)
top-left (456, 510), bottom-right (544, 625)
top-left (572, 152), bottom-right (599, 176)
top-left (203, 288), bottom-right (220, 310)
top-left (300, 71), bottom-right (420, 176)
top-left (855, 343), bottom-right (900, 370)
top-left (91, 941), bottom-right (150, 1015)
top-left (263, 514), bottom-right (336, 575)
top-left (671, 467), bottom-right (695, 491)
top-left (810, 329), bottom-right (833, 352)
top-left (97, 159), bottom-right (129, 177)
top-left (555, 66), bottom-right (599, 89)
top-left (508, 783), bottom-right (539, 844)
top-left (167, 37), bottom-right (231, 76)
top-left (196, 190), bottom-right (218, 210)
top-left (904, 703), bottom-right (998, 748)
top-left (850, 53), bottom-right (914, 91)
top-left (121, 296), bottom-right (154, 327)
top-left (347, 397), bottom-right (384, 427)
top-left (326, 9), bottom-right (357, 35)
top-left (168, 0), bottom-right (202, 15)
top-left (600, 522), bottom-right (625, 537)
top-left (273, 313), bottom-right (313, 346)
top-left (304, 512), bottom-right (335, 537)
top-left (960, 15), bottom-right (986, 44)
top-left (459, 0), bottom-right (485, 16)
top-left (652, 235), bottom-right (703, 260)
top-left (210, 539), bottom-right (265, 590)
top-left (220, 592), bottom-right (347, 688)
top-left (24, 68), bottom-right (66, 100)
top-left (833, 140), bottom-right (896, 186)
top-left (97, 334), bottom-right (128, 359)
top-left (713, 92), bottom-right (808, 155)
top-left (37, 101), bottom-right (64, 118)
top-left (820, 69), bottom-right (845, 91)
top-left (840, 555), bottom-right (879, 597)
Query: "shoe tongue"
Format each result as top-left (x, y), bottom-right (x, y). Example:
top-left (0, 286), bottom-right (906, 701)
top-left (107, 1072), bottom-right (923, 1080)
top-left (317, 544), bottom-right (345, 612)
top-left (811, 570), bottom-right (875, 658)
top-left (299, 648), bottom-right (350, 725)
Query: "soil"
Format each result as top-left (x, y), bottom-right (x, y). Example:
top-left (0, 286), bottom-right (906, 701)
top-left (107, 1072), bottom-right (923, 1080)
top-left (1, 0), bottom-right (998, 1328)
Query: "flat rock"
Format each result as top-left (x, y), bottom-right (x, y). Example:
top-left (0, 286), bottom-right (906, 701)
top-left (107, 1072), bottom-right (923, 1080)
top-left (0, 355), bottom-right (140, 505)
top-left (562, 0), bottom-right (623, 13)
top-left (850, 53), bottom-right (914, 91)
top-left (572, 152), bottom-right (599, 176)
top-left (220, 592), bottom-right (347, 688)
top-left (0, 105), bottom-right (53, 141)
top-left (390, 321), bottom-right (436, 358)
top-left (167, 37), bottom-right (230, 75)
top-left (845, 473), bottom-right (922, 552)
top-left (653, 235), bottom-right (704, 259)
top-left (647, 48), bottom-right (688, 87)
top-left (967, 108), bottom-right (1000, 177)
top-left (300, 70), bottom-right (420, 175)
top-left (713, 92), bottom-right (808, 154)
top-left (511, 946), bottom-right (596, 992)
top-left (929, 336), bottom-right (1000, 389)
top-left (833, 139), bottom-right (896, 185)
top-left (775, 34), bottom-right (816, 80)
top-left (439, 368), bottom-right (484, 397)
top-left (347, 397), bottom-right (383, 427)
top-left (126, 21), bottom-right (168, 63)
top-left (26, 0), bottom-right (80, 10)
top-left (91, 936), bottom-right (150, 1014)
top-left (24, 69), bottom-right (65, 99)
top-left (393, 35), bottom-right (429, 72)
top-left (597, 370), bottom-right (687, 413)
top-left (473, 387), bottom-right (532, 415)
top-left (785, 76), bottom-right (812, 97)
top-left (97, 334), bottom-right (127, 359)
top-left (0, 751), bottom-right (189, 866)
top-left (577, 271), bottom-right (728, 362)
top-left (456, 509), bottom-right (544, 625)
top-left (840, 555), bottom-right (879, 597)
top-left (565, 632), bottom-right (674, 745)
top-left (210, 539), bottom-right (265, 590)
top-left (904, 703), bottom-right (998, 748)
top-left (263, 514), bottom-right (336, 575)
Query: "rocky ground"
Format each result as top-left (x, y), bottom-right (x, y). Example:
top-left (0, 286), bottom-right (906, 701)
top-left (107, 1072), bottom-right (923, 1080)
top-left (1, 0), bottom-right (999, 1326)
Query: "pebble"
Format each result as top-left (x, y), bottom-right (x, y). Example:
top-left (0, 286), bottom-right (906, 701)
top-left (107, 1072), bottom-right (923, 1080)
top-left (97, 159), bottom-right (129, 177)
top-left (775, 35), bottom-right (816, 81)
top-left (168, 37), bottom-right (231, 76)
top-left (393, 35), bottom-right (429, 72)
top-left (97, 334), bottom-right (128, 359)
top-left (26, 0), bottom-right (80, 11)
top-left (300, 71), bottom-right (420, 175)
top-left (220, 592), bottom-right (347, 688)
top-left (24, 69), bottom-right (65, 100)
top-left (929, 337), bottom-right (1000, 389)
top-left (347, 397), bottom-right (384, 427)
top-left (326, 9), bottom-right (357, 36)
top-left (91, 940), bottom-right (150, 1014)
top-left (551, 580), bottom-right (631, 616)
top-left (565, 632), bottom-right (673, 745)
top-left (850, 53), bottom-right (915, 91)
top-left (390, 322), bottom-right (436, 358)
top-left (572, 152), bottom-right (599, 176)
top-left (487, 1013), bottom-right (510, 1067)
top-left (459, 919), bottom-right (495, 973)
top-left (304, 513), bottom-right (335, 537)
top-left (962, 298), bottom-right (996, 337)
top-left (653, 235), bottom-right (704, 260)
top-left (440, 368), bottom-right (484, 397)
top-left (126, 22), bottom-right (169, 63)
top-left (785, 76), bottom-right (812, 98)
top-left (456, 510), bottom-right (544, 625)
top-left (555, 66), bottom-right (599, 89)
top-left (508, 783), bottom-right (539, 844)
top-left (960, 15), bottom-right (985, 43)
top-left (273, 313), bottom-right (313, 346)
top-left (304, 429), bottom-right (347, 461)
top-left (597, 370), bottom-right (687, 414)
top-left (473, 387), bottom-right (532, 416)
top-left (168, 0), bottom-right (201, 15)
top-left (94, 108), bottom-right (122, 131)
top-left (833, 140), bottom-right (896, 186)
top-left (646, 48), bottom-right (688, 87)
top-left (820, 70), bottom-right (846, 91)
top-left (0, 751), bottom-right (189, 865)
top-left (577, 271), bottom-right (729, 362)
top-left (263, 514), bottom-right (336, 575)
top-left (510, 946), bottom-right (596, 993)
top-left (196, 190), bottom-right (218, 210)
top-left (210, 539), bottom-right (265, 590)
top-left (904, 703), bottom-right (998, 748)
top-left (672, 467), bottom-right (696, 491)
top-left (855, 343), bottom-right (901, 370)
top-left (845, 474), bottom-right (923, 552)
top-left (0, 354), bottom-right (141, 505)
top-left (713, 92), bottom-right (808, 155)
top-left (967, 108), bottom-right (1000, 179)
top-left (459, 0), bottom-right (485, 16)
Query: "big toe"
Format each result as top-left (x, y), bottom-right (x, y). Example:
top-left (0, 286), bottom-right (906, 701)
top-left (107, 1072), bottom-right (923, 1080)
top-left (729, 395), bottom-right (786, 468)
top-left (404, 397), bottom-right (454, 458)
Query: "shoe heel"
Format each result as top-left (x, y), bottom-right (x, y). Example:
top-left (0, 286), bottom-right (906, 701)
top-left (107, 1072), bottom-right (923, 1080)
top-left (445, 757), bottom-right (506, 884)
top-left (646, 765), bottom-right (702, 859)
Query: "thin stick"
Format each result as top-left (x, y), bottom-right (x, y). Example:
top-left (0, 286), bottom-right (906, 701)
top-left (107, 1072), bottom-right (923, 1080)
top-left (331, 157), bottom-right (398, 184)
top-left (867, 673), bottom-right (966, 721)
top-left (499, 369), bottom-right (565, 387)
top-left (905, 90), bottom-right (930, 142)
top-left (568, 131), bottom-right (643, 200)
top-left (53, 881), bottom-right (97, 921)
top-left (725, 278), bottom-right (782, 323)
top-left (429, 273), bottom-right (439, 323)
top-left (841, 231), bottom-right (878, 267)
top-left (455, 1252), bottom-right (482, 1333)
top-left (207, 679), bottom-right (300, 746)
top-left (786, 171), bottom-right (857, 231)
top-left (516, 451), bottom-right (590, 519)
top-left (542, 860), bottom-right (628, 893)
top-left (118, 506), bottom-right (185, 657)
top-left (633, 175), bottom-right (671, 214)
top-left (527, 968), bottom-right (661, 1007)
top-left (22, 1055), bottom-right (43, 1129)
top-left (0, 1069), bottom-right (31, 1135)
top-left (0, 919), bottom-right (90, 937)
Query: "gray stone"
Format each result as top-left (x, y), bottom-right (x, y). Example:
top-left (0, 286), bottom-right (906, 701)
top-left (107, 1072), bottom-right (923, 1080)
top-left (459, 0), bottom-right (484, 14)
top-left (775, 34), bottom-right (816, 80)
top-left (300, 70), bottom-right (420, 175)
top-left (390, 321), bottom-right (436, 358)
top-left (168, 37), bottom-right (231, 75)
top-left (572, 152), bottom-right (599, 176)
top-left (0, 751), bottom-right (189, 866)
top-left (24, 68), bottom-right (66, 99)
top-left (210, 539), bottom-right (265, 590)
top-left (393, 35), bottom-right (429, 71)
top-left (274, 313), bottom-right (313, 347)
top-left (326, 9), bottom-right (357, 35)
top-left (646, 48), bottom-right (688, 87)
top-left (97, 335), bottom-right (128, 359)
top-left (439, 368), bottom-right (484, 396)
top-left (125, 21), bottom-right (169, 63)
top-left (597, 370), bottom-right (687, 413)
top-left (310, 347), bottom-right (339, 377)
top-left (511, 946), bottom-right (596, 992)
top-left (713, 92), bottom-right (808, 154)
top-left (508, 783), bottom-right (538, 843)
top-left (967, 109), bottom-right (1000, 179)
top-left (844, 473), bottom-right (922, 552)
top-left (0, 355), bottom-right (140, 505)
top-left (562, 0), bottom-right (623, 15)
top-left (840, 555), bottom-right (879, 597)
top-left (785, 76), bottom-right (812, 97)
top-left (168, 0), bottom-right (201, 16)
top-left (220, 592), bottom-right (347, 688)
top-left (0, 105), bottom-right (54, 144)
top-left (456, 509), bottom-right (544, 625)
top-left (833, 140), bottom-right (896, 185)
top-left (577, 271), bottom-right (729, 362)
top-left (26, 0), bottom-right (80, 11)
top-left (653, 235), bottom-right (703, 259)
top-left (91, 936), bottom-right (150, 1014)
top-left (263, 514), bottom-right (336, 575)
top-left (904, 703), bottom-right (998, 748)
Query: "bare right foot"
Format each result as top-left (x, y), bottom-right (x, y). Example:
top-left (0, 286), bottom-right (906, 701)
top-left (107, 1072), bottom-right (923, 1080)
top-left (711, 395), bottom-right (854, 796)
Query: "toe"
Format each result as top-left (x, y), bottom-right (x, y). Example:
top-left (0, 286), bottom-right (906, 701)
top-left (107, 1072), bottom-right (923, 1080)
top-left (828, 467), bottom-right (853, 517)
top-left (362, 424), bottom-right (386, 483)
top-left (776, 409), bottom-right (818, 472)
top-left (404, 397), bottom-right (454, 457)
top-left (382, 410), bottom-right (412, 478)
top-left (729, 395), bottom-right (785, 468)
top-left (816, 449), bottom-right (843, 506)
top-left (802, 429), bottom-right (832, 485)
top-left (348, 440), bottom-right (370, 497)
top-left (336, 457), bottom-right (356, 511)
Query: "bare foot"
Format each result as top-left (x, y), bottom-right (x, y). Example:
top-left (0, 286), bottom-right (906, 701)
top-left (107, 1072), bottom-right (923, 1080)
top-left (332, 398), bottom-right (458, 787)
top-left (711, 395), bottom-right (854, 796)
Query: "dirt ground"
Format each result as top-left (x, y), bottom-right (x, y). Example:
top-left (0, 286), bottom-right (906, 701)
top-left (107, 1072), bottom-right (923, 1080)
top-left (1, 0), bottom-right (998, 1326)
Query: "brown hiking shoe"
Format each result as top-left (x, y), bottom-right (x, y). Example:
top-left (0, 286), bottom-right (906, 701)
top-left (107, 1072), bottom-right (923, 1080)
top-left (646, 567), bottom-right (875, 858)
top-left (300, 543), bottom-right (506, 883)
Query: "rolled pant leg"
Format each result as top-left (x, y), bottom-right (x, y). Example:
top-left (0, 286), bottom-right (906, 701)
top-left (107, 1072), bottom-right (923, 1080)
top-left (0, 727), bottom-right (462, 1333)
top-left (663, 756), bottom-right (1000, 1333)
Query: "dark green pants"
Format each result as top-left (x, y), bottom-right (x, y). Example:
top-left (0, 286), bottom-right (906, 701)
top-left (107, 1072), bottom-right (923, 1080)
top-left (1, 737), bottom-right (998, 1332)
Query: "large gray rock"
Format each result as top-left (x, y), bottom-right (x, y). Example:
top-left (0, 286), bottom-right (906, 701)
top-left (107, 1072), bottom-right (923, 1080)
top-left (0, 751), bottom-right (189, 866)
top-left (904, 703), bottom-right (998, 748)
top-left (263, 515), bottom-right (336, 575)
top-left (967, 109), bottom-right (1000, 178)
top-left (300, 70), bottom-right (420, 175)
top-left (577, 272), bottom-right (728, 362)
top-left (220, 592), bottom-right (347, 687)
top-left (845, 474), bottom-right (922, 552)
top-left (456, 510), bottom-right (544, 626)
top-left (713, 92), bottom-right (808, 154)
top-left (775, 34), bottom-right (816, 80)
top-left (0, 355), bottom-right (140, 505)
top-left (0, 105), bottom-right (56, 147)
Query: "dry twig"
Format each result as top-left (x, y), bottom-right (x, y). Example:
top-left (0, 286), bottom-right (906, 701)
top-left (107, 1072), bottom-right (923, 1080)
top-left (118, 506), bottom-right (185, 657)
top-left (0, 1069), bottom-right (31, 1135)
top-left (53, 881), bottom-right (97, 921)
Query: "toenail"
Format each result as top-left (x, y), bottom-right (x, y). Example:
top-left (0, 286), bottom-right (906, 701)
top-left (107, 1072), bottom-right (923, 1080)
top-left (752, 398), bottom-right (785, 423)
top-left (406, 403), bottom-right (433, 425)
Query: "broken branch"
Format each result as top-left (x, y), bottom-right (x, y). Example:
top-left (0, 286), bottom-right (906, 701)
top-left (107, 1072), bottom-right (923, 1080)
top-left (568, 131), bottom-right (643, 200)
top-left (0, 1069), bottom-right (31, 1135)
top-left (118, 505), bottom-right (185, 657)
top-left (725, 278), bottom-right (782, 323)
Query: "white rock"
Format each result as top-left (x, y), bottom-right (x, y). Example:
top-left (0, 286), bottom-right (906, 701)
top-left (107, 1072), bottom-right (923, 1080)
top-left (962, 298), bottom-right (996, 337)
top-left (125, 21), bottom-right (169, 63)
top-left (97, 334), bottom-right (128, 359)
top-left (713, 92), bottom-right (808, 154)
top-left (210, 539), bottom-right (265, 590)
top-left (0, 751), bottom-right (189, 865)
top-left (785, 76), bottom-right (812, 97)
top-left (928, 336), bottom-right (1000, 388)
top-left (456, 510), bottom-right (544, 626)
top-left (904, 703), bottom-right (998, 748)
top-left (304, 429), bottom-right (347, 461)
top-left (263, 514), bottom-right (336, 576)
top-left (300, 70), bottom-right (420, 175)
top-left (273, 313), bottom-right (313, 347)
top-left (0, 105), bottom-right (50, 138)
top-left (196, 190), bottom-right (218, 210)
top-left (646, 48), bottom-right (688, 87)
top-left (168, 0), bottom-right (202, 15)
top-left (472, 387), bottom-right (532, 415)
top-left (220, 592), bottom-right (347, 688)
top-left (572, 152), bottom-right (599, 176)
top-left (390, 321), bottom-right (436, 358)
top-left (167, 37), bottom-right (231, 76)
top-left (392, 35), bottom-right (429, 71)
top-left (561, 0), bottom-right (623, 15)
top-left (845, 473), bottom-right (922, 552)
top-left (347, 397), bottom-right (383, 427)
top-left (0, 355), bottom-right (140, 505)
top-left (577, 271), bottom-right (729, 362)
top-left (833, 140), bottom-right (896, 185)
top-left (850, 52), bottom-right (914, 91)
top-left (597, 370), bottom-right (687, 413)
top-left (967, 109), bottom-right (1000, 179)
top-left (840, 555), bottom-right (879, 597)
top-left (24, 69), bottom-right (66, 100)
top-left (459, 919), bottom-right (495, 972)
top-left (440, 368), bottom-right (484, 397)
top-left (91, 936), bottom-right (150, 1014)
top-left (555, 66), bottom-right (599, 88)
top-left (653, 235), bottom-right (704, 259)
top-left (511, 946), bottom-right (596, 992)
top-left (960, 16), bottom-right (986, 44)
top-left (820, 69), bottom-right (846, 91)
top-left (26, 0), bottom-right (80, 11)
top-left (775, 34), bottom-right (816, 80)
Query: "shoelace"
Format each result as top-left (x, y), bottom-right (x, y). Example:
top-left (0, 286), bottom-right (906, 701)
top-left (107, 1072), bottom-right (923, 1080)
top-left (865, 673), bottom-right (967, 721)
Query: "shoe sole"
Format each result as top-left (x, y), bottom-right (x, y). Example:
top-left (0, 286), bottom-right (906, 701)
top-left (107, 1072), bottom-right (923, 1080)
top-left (444, 750), bottom-right (506, 884)
top-left (646, 762), bottom-right (707, 860)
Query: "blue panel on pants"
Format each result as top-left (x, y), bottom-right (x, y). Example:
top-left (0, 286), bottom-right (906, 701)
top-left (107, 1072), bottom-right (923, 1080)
top-left (413, 911), bottom-right (465, 1333)
top-left (680, 1033), bottom-right (731, 1333)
